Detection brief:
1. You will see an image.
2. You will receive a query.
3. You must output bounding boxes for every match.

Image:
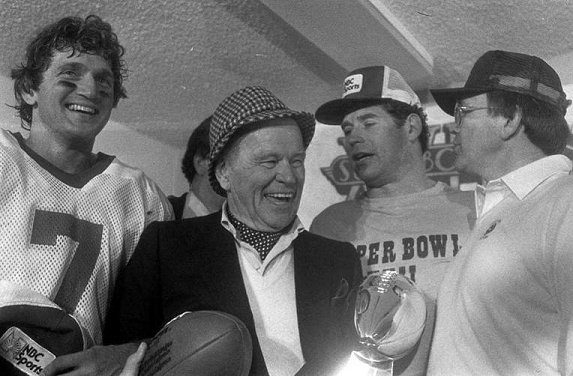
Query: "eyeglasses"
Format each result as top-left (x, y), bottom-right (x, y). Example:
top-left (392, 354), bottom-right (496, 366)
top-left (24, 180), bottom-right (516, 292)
top-left (453, 105), bottom-right (502, 127)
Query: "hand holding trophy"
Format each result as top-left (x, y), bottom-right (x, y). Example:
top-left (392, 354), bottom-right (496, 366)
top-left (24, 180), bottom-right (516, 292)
top-left (337, 270), bottom-right (426, 376)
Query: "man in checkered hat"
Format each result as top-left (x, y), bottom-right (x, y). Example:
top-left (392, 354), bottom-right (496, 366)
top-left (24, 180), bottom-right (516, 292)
top-left (310, 66), bottom-right (476, 376)
top-left (427, 50), bottom-right (573, 375)
top-left (106, 86), bottom-right (362, 375)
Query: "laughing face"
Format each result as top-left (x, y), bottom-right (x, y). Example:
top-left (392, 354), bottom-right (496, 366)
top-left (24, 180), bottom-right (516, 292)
top-left (216, 119), bottom-right (306, 232)
top-left (23, 49), bottom-right (115, 144)
top-left (341, 105), bottom-right (409, 188)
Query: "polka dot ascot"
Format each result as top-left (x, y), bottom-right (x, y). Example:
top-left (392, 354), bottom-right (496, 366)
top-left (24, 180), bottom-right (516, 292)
top-left (227, 208), bottom-right (282, 261)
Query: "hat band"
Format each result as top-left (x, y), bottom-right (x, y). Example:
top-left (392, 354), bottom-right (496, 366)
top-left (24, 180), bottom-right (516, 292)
top-left (490, 74), bottom-right (564, 104)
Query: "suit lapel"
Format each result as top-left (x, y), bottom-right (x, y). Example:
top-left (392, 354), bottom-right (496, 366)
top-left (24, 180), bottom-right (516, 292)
top-left (200, 217), bottom-right (255, 325)
top-left (293, 233), bottom-right (332, 357)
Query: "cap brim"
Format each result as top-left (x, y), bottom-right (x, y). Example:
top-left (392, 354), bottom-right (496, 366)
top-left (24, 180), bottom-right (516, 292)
top-left (430, 87), bottom-right (492, 116)
top-left (315, 98), bottom-right (389, 125)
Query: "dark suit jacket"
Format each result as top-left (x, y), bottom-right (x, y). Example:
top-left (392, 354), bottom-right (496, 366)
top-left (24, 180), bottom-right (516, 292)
top-left (105, 211), bottom-right (361, 375)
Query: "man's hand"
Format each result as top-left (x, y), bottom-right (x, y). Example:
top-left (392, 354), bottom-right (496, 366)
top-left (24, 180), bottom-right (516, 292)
top-left (41, 342), bottom-right (141, 376)
top-left (119, 342), bottom-right (147, 376)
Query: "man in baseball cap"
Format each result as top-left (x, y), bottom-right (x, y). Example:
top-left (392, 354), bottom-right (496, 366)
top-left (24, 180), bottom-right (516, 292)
top-left (106, 86), bottom-right (362, 375)
top-left (311, 66), bottom-right (476, 376)
top-left (428, 50), bottom-right (573, 375)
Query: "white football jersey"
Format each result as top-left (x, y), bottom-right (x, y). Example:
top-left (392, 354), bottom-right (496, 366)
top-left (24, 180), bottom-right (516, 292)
top-left (0, 129), bottom-right (173, 344)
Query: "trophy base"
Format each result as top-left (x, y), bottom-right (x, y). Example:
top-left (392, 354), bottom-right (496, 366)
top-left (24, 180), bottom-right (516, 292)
top-left (335, 351), bottom-right (394, 376)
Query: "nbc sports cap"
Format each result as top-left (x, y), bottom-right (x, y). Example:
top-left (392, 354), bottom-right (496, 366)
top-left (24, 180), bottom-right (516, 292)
top-left (0, 281), bottom-right (92, 376)
top-left (315, 66), bottom-right (422, 125)
top-left (430, 50), bottom-right (571, 116)
top-left (208, 86), bottom-right (315, 196)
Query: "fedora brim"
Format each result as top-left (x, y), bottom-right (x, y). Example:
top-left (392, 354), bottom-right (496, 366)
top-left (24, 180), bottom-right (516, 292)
top-left (237, 108), bottom-right (315, 145)
top-left (315, 98), bottom-right (396, 125)
top-left (430, 87), bottom-right (493, 116)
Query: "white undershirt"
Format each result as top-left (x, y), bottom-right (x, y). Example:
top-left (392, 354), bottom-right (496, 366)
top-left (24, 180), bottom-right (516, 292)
top-left (220, 204), bottom-right (305, 376)
top-left (182, 190), bottom-right (210, 219)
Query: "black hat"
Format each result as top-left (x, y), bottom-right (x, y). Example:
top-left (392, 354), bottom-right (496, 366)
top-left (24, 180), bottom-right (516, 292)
top-left (431, 50), bottom-right (571, 116)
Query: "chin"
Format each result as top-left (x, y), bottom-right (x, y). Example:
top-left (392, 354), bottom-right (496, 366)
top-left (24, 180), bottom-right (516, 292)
top-left (454, 159), bottom-right (475, 176)
top-left (265, 214), bottom-right (296, 232)
top-left (355, 171), bottom-right (372, 184)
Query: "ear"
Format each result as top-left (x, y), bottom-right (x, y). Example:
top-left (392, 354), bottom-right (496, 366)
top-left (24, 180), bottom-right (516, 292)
top-left (15, 76), bottom-right (39, 107)
top-left (193, 153), bottom-right (209, 176)
top-left (405, 113), bottom-right (423, 143)
top-left (21, 88), bottom-right (38, 107)
top-left (499, 106), bottom-right (523, 140)
top-left (215, 160), bottom-right (231, 192)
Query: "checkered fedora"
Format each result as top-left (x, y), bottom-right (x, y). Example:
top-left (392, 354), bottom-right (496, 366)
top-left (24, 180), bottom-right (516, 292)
top-left (208, 86), bottom-right (315, 196)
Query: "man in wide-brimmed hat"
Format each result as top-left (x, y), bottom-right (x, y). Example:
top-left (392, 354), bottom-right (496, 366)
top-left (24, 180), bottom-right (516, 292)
top-left (428, 50), bottom-right (573, 375)
top-left (106, 86), bottom-right (362, 375)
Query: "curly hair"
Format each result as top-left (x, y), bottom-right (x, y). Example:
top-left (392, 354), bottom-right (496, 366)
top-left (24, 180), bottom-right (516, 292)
top-left (380, 100), bottom-right (430, 153)
top-left (181, 116), bottom-right (212, 184)
top-left (487, 91), bottom-right (570, 155)
top-left (10, 15), bottom-right (128, 129)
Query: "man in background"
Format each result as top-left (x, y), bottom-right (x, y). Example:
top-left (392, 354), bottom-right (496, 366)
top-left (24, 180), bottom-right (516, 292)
top-left (169, 116), bottom-right (224, 219)
top-left (428, 50), bottom-right (573, 375)
top-left (0, 15), bottom-right (172, 375)
top-left (311, 66), bottom-right (476, 375)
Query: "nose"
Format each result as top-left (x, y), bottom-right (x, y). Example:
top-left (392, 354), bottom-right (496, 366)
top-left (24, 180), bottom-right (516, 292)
top-left (76, 74), bottom-right (98, 99)
top-left (450, 122), bottom-right (461, 136)
top-left (345, 128), bottom-right (364, 147)
top-left (275, 160), bottom-right (297, 184)
top-left (449, 125), bottom-right (461, 145)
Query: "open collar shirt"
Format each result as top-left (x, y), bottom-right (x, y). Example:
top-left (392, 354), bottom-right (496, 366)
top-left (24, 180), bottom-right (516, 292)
top-left (220, 202), bottom-right (306, 376)
top-left (476, 155), bottom-right (572, 219)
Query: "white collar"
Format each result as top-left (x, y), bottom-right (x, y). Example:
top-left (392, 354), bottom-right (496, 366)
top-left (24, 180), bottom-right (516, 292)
top-left (487, 155), bottom-right (572, 200)
top-left (220, 201), bottom-right (304, 239)
top-left (182, 190), bottom-right (210, 218)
